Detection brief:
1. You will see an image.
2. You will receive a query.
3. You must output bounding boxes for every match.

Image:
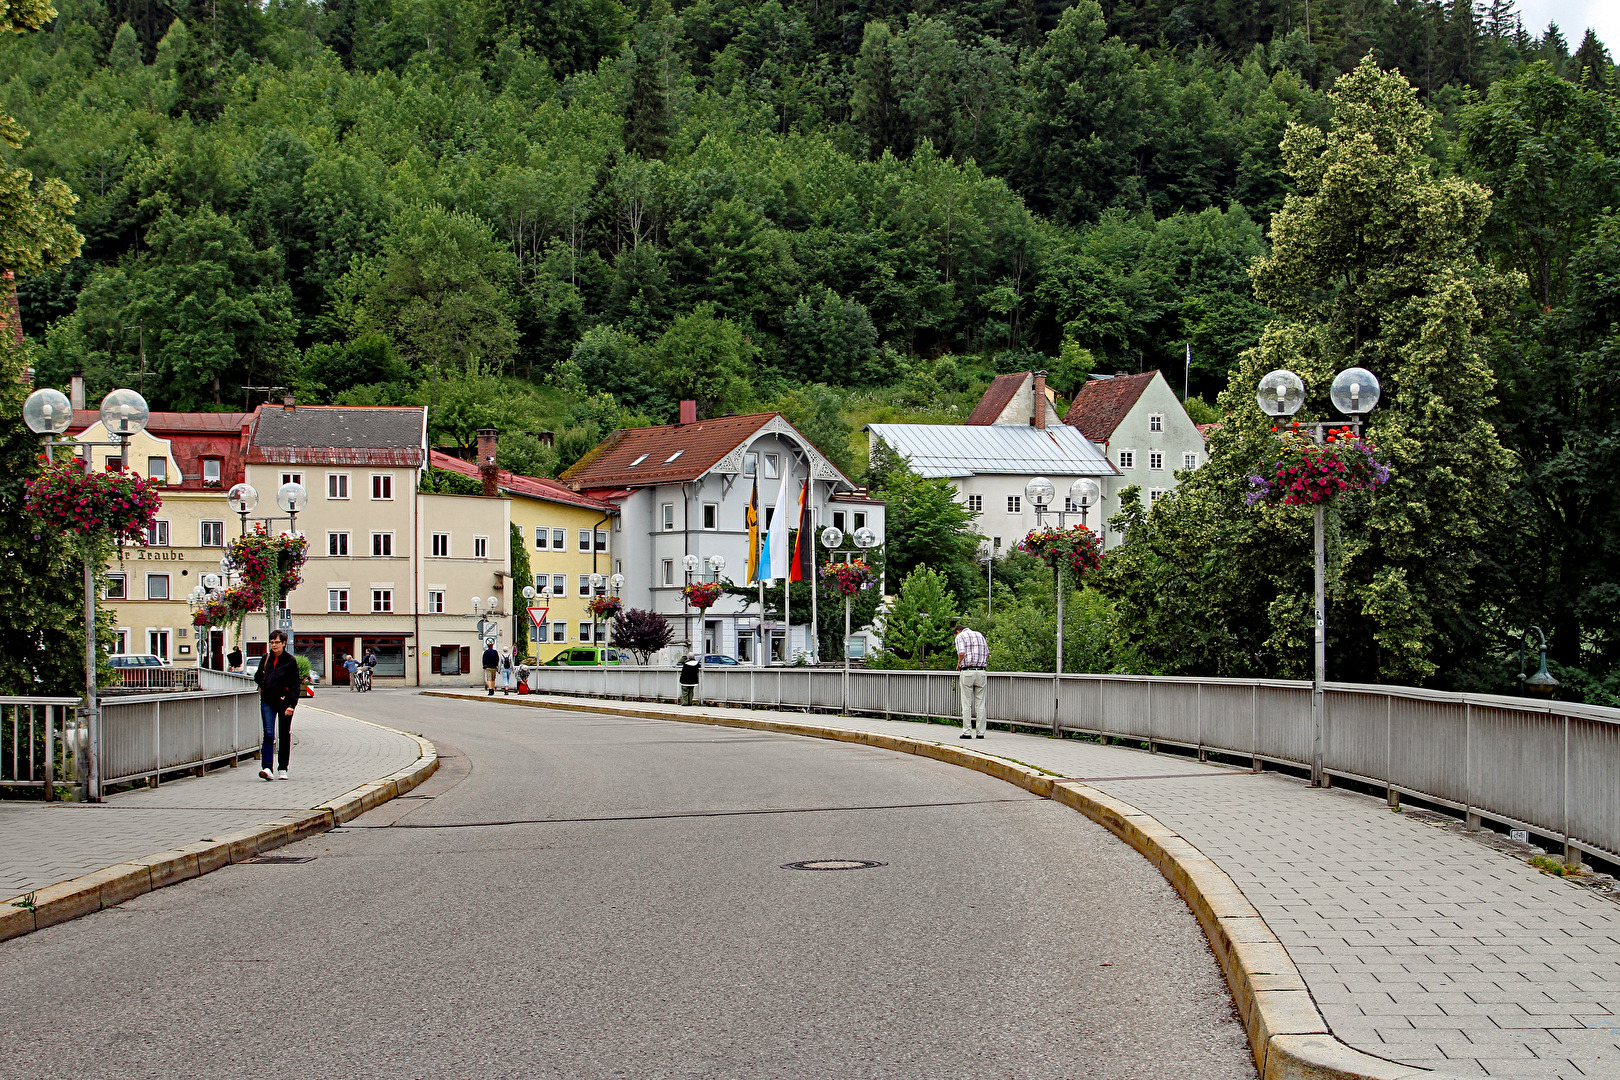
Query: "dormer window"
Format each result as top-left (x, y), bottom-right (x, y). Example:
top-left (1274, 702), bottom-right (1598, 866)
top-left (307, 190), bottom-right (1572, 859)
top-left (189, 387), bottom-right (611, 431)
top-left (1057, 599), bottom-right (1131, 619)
top-left (201, 458), bottom-right (222, 484)
top-left (629, 454), bottom-right (648, 467)
top-left (665, 450), bottom-right (684, 463)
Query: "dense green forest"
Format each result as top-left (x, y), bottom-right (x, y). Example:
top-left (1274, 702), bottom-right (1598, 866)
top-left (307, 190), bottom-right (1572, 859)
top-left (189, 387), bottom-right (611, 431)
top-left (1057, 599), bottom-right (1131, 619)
top-left (3, 0), bottom-right (1618, 699)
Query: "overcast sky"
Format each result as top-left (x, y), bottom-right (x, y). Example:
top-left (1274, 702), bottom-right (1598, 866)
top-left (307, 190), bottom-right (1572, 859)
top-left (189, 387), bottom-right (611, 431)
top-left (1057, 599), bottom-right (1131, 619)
top-left (1512, 0), bottom-right (1617, 52)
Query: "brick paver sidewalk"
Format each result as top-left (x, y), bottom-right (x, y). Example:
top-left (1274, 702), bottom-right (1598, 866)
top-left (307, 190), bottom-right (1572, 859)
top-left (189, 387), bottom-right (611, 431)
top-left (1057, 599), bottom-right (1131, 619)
top-left (448, 690), bottom-right (1620, 1080)
top-left (0, 705), bottom-right (421, 899)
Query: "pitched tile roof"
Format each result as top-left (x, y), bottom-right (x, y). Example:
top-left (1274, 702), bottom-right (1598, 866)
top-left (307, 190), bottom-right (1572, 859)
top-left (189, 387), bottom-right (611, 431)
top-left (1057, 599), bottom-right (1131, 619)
top-left (560, 413), bottom-right (778, 489)
top-left (965, 372), bottom-right (1029, 426)
top-left (428, 450), bottom-right (618, 513)
top-left (66, 410), bottom-right (252, 491)
top-left (1063, 371), bottom-right (1159, 442)
top-left (246, 405), bottom-right (426, 466)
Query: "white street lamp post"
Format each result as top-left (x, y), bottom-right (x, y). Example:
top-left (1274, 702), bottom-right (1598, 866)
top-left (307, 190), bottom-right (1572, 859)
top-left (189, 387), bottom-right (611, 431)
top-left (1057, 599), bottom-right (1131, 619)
top-left (23, 386), bottom-right (151, 801)
top-left (705, 556), bottom-right (724, 658)
top-left (1256, 366), bottom-right (1380, 786)
top-left (1027, 475), bottom-right (1103, 731)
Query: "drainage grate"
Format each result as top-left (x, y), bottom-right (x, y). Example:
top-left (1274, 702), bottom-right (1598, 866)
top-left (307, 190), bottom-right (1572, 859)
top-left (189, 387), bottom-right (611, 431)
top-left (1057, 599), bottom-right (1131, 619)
top-left (782, 859), bottom-right (887, 871)
top-left (246, 856), bottom-right (314, 864)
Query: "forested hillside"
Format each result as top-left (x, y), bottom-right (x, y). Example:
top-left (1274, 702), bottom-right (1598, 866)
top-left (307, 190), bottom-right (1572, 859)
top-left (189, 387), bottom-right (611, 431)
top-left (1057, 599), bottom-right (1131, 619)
top-left (3, 0), bottom-right (1618, 697)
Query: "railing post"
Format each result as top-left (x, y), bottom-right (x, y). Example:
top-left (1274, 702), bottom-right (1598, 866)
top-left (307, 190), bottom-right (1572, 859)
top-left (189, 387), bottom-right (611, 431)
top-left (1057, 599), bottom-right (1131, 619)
top-left (1197, 683), bottom-right (1206, 762)
top-left (1385, 694), bottom-right (1397, 807)
top-left (1464, 702), bottom-right (1478, 830)
top-left (1251, 684), bottom-right (1260, 772)
top-left (1563, 712), bottom-right (1577, 868)
top-left (45, 704), bottom-right (56, 800)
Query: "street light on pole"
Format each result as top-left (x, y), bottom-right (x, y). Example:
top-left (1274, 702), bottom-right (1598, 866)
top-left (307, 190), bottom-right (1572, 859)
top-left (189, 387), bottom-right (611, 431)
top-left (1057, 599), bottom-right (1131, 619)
top-left (681, 555), bottom-right (699, 657)
top-left (24, 384), bottom-right (150, 801)
top-left (1255, 365), bottom-right (1380, 787)
top-left (1027, 475), bottom-right (1103, 730)
top-left (706, 556), bottom-right (725, 656)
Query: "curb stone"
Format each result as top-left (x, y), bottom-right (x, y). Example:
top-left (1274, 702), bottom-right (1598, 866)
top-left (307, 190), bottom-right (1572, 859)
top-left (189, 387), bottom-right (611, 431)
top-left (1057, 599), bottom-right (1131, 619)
top-left (428, 690), bottom-right (1468, 1080)
top-left (1, 720), bottom-right (437, 945)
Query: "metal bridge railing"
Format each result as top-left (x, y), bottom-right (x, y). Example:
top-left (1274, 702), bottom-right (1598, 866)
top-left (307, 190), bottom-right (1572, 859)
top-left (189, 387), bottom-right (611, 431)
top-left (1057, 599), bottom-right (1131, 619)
top-left (525, 666), bottom-right (1620, 866)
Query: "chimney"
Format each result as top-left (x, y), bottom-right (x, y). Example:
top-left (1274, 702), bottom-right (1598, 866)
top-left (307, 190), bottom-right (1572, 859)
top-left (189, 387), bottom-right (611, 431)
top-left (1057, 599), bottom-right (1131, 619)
top-left (282, 393), bottom-right (295, 411)
top-left (1032, 371), bottom-right (1047, 430)
top-left (70, 375), bottom-right (85, 409)
top-left (477, 428), bottom-right (499, 497)
top-left (679, 400), bottom-right (697, 425)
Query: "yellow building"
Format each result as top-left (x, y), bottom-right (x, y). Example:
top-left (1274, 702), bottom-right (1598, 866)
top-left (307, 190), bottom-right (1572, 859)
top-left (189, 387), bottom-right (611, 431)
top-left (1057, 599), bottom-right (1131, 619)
top-left (428, 450), bottom-right (618, 660)
top-left (68, 410), bottom-right (251, 667)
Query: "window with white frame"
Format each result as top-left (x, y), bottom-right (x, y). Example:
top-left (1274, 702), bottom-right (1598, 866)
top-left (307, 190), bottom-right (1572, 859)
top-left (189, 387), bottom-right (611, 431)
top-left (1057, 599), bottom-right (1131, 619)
top-left (1118, 449), bottom-right (1135, 469)
top-left (148, 630), bottom-right (170, 660)
top-left (552, 622), bottom-right (567, 643)
top-left (744, 454), bottom-right (757, 477)
top-left (201, 458), bottom-right (221, 484)
top-left (1149, 451), bottom-right (1164, 470)
top-left (1149, 488), bottom-right (1167, 504)
top-left (427, 590), bottom-right (444, 613)
top-left (1183, 452), bottom-right (1199, 470)
top-left (475, 536), bottom-right (488, 559)
top-left (579, 528), bottom-right (591, 551)
top-left (146, 520), bottom-right (170, 547)
top-left (148, 457), bottom-right (167, 482)
top-left (579, 574), bottom-right (592, 595)
top-left (550, 574), bottom-right (566, 596)
top-left (595, 530), bottom-right (607, 551)
top-left (328, 531), bottom-right (350, 557)
top-left (371, 474), bottom-right (393, 500)
top-left (853, 512), bottom-right (867, 529)
top-left (663, 559), bottom-right (674, 585)
top-left (281, 472), bottom-right (302, 488)
top-left (199, 521), bottom-right (224, 547)
top-left (764, 454), bottom-right (779, 479)
top-left (832, 511), bottom-right (846, 531)
top-left (112, 629), bottom-right (129, 654)
top-left (551, 528), bottom-right (565, 550)
top-left (579, 621), bottom-right (594, 642)
top-left (431, 533), bottom-right (450, 558)
top-left (1064, 498), bottom-right (1079, 513)
top-left (967, 494), bottom-right (983, 513)
top-left (662, 504), bottom-right (675, 531)
top-left (1149, 413), bottom-right (1164, 432)
top-left (147, 573), bottom-right (170, 600)
top-left (371, 532), bottom-right (393, 557)
top-left (328, 589), bottom-right (349, 612)
top-left (105, 573), bottom-right (126, 600)
top-left (1006, 495), bottom-right (1022, 514)
top-left (702, 503), bottom-right (719, 530)
top-left (372, 589), bottom-right (393, 612)
top-left (535, 526), bottom-right (547, 550)
top-left (327, 473), bottom-right (350, 499)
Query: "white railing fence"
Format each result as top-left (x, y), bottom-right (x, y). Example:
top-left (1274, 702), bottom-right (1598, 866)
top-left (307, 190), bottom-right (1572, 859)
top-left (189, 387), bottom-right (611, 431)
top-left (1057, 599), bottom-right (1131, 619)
top-left (525, 666), bottom-right (1620, 865)
top-left (2, 680), bottom-right (260, 799)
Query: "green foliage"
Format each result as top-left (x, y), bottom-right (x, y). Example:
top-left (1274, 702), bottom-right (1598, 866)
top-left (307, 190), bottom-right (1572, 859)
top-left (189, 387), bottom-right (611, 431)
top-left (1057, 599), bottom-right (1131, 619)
top-left (869, 566), bottom-right (958, 669)
top-left (645, 303), bottom-right (755, 418)
top-left (869, 443), bottom-right (981, 595)
top-left (987, 581), bottom-right (1118, 674)
top-left (510, 522), bottom-right (531, 660)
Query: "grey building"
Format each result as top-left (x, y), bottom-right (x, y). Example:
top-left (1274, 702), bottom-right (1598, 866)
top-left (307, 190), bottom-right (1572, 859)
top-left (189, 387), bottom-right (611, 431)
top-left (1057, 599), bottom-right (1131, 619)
top-left (561, 407), bottom-right (883, 664)
top-left (1063, 370), bottom-right (1207, 526)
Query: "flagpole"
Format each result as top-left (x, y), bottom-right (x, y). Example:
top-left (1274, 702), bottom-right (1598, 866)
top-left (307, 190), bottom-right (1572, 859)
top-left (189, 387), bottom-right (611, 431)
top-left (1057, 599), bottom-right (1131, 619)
top-left (758, 580), bottom-right (765, 667)
top-left (809, 489), bottom-right (819, 665)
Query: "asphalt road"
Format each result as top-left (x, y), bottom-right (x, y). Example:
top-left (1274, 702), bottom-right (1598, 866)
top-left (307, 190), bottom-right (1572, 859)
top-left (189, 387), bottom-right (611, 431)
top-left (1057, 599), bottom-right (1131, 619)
top-left (0, 691), bottom-right (1255, 1080)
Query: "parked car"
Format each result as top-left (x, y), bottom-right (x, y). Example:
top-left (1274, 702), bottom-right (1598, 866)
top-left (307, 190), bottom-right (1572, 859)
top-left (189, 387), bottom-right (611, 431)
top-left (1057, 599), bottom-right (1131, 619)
top-left (542, 647), bottom-right (624, 666)
top-left (109, 654), bottom-right (169, 668)
top-left (703, 654), bottom-right (740, 665)
top-left (244, 656), bottom-right (262, 674)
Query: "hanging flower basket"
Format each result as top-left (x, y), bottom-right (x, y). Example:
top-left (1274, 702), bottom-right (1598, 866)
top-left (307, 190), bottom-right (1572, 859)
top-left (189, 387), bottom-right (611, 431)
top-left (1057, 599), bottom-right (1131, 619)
top-left (820, 559), bottom-right (877, 597)
top-left (1016, 524), bottom-right (1104, 578)
top-left (24, 457), bottom-right (162, 545)
top-left (223, 524), bottom-right (309, 611)
top-left (682, 582), bottom-right (723, 610)
top-left (1246, 425), bottom-right (1391, 507)
top-left (587, 594), bottom-right (623, 619)
top-left (192, 586), bottom-right (259, 628)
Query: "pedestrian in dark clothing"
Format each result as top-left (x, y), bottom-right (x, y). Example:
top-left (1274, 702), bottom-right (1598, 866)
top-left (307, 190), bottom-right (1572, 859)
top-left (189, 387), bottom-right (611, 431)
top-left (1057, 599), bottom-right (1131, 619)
top-left (483, 643), bottom-right (500, 695)
top-left (254, 630), bottom-right (301, 780)
top-left (227, 646), bottom-right (243, 672)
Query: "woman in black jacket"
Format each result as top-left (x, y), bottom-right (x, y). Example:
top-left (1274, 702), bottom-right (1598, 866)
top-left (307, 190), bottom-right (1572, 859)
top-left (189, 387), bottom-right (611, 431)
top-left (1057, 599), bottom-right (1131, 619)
top-left (254, 630), bottom-right (301, 780)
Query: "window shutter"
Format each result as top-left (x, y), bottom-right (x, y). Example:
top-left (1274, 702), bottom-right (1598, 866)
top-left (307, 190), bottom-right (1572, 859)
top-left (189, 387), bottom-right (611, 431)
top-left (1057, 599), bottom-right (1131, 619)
top-left (460, 647), bottom-right (471, 675)
top-left (430, 647), bottom-right (442, 675)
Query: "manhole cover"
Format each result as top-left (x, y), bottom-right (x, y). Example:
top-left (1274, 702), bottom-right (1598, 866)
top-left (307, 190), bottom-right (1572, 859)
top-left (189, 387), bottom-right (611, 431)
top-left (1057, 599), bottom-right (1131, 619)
top-left (782, 859), bottom-right (887, 871)
top-left (246, 856), bottom-right (314, 864)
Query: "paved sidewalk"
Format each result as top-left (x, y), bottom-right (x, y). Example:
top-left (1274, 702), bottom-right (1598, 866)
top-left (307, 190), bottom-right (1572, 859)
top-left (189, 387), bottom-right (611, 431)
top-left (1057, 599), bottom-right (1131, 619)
top-left (1, 706), bottom-right (422, 899)
top-left (445, 690), bottom-right (1620, 1080)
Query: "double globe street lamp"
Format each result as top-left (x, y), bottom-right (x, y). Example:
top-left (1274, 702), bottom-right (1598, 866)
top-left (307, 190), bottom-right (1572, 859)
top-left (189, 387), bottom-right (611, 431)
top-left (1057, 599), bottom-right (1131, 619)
top-left (223, 480), bottom-right (308, 643)
top-left (1256, 366), bottom-right (1380, 786)
top-left (1023, 476), bottom-right (1102, 684)
top-left (23, 385), bottom-right (151, 801)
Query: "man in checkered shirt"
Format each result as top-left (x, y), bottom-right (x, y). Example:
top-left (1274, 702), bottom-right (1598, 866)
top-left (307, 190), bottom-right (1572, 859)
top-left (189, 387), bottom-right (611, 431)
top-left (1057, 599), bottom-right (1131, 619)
top-left (954, 622), bottom-right (989, 738)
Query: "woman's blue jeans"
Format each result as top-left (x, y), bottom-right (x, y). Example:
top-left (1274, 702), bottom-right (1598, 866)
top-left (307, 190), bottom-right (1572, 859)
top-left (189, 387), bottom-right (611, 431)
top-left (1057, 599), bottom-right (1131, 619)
top-left (260, 702), bottom-right (292, 770)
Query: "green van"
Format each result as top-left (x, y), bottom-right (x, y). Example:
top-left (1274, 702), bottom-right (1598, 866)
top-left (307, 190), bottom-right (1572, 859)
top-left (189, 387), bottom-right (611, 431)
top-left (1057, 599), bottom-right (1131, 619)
top-left (542, 646), bottom-right (624, 666)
